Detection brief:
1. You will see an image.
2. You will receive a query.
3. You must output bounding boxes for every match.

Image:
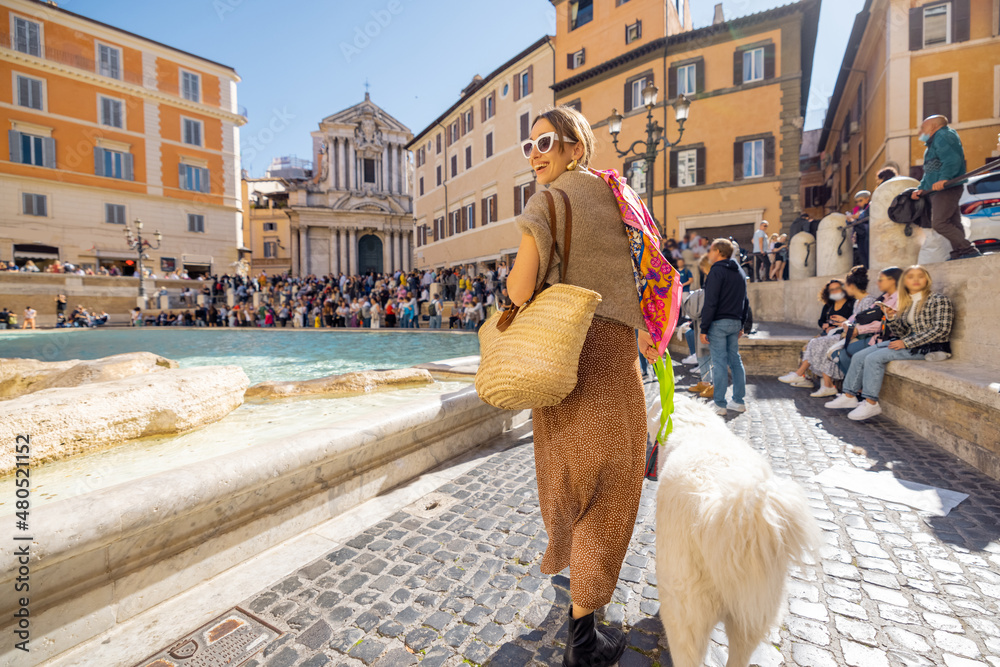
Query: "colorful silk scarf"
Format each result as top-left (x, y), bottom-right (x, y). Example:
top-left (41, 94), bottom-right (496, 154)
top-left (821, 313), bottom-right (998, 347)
top-left (591, 167), bottom-right (682, 356)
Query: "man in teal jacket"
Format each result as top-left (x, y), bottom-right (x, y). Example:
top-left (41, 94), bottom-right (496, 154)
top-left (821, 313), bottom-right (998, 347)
top-left (911, 115), bottom-right (980, 260)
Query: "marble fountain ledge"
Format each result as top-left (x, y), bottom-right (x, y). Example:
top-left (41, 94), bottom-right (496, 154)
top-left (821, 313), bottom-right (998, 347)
top-left (0, 351), bottom-right (177, 399)
top-left (245, 367), bottom-right (433, 399)
top-left (0, 364), bottom-right (249, 475)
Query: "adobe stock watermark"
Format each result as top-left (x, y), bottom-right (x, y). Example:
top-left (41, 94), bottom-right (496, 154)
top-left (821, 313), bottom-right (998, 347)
top-left (340, 0), bottom-right (404, 63)
top-left (214, 0), bottom-right (245, 22)
top-left (241, 107), bottom-right (296, 167)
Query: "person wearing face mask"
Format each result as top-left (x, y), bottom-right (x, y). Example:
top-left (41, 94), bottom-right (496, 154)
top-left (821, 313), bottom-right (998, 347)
top-left (778, 272), bottom-right (875, 398)
top-left (826, 265), bottom-right (953, 421)
top-left (910, 115), bottom-right (980, 260)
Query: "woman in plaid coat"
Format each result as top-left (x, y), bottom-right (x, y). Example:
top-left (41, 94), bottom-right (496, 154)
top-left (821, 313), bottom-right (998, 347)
top-left (824, 265), bottom-right (953, 421)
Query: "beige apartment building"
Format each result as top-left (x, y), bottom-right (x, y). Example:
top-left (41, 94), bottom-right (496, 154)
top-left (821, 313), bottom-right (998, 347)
top-left (407, 36), bottom-right (554, 273)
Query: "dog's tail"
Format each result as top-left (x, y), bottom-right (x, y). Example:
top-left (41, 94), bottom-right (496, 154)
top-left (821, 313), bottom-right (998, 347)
top-left (698, 470), bottom-right (822, 627)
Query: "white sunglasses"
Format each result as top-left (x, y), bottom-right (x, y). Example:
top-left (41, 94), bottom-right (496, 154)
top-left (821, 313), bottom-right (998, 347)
top-left (521, 131), bottom-right (577, 158)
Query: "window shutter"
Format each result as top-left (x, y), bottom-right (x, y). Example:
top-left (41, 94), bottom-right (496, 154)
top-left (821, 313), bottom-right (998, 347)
top-left (8, 130), bottom-right (22, 163)
top-left (567, 53), bottom-right (574, 70)
top-left (94, 147), bottom-right (105, 177)
top-left (764, 44), bottom-right (776, 80)
top-left (514, 73), bottom-right (521, 101)
top-left (490, 91), bottom-right (496, 115)
top-left (733, 142), bottom-right (743, 181)
top-left (909, 7), bottom-right (923, 50)
top-left (669, 153), bottom-right (678, 189)
top-left (481, 97), bottom-right (486, 122)
top-left (952, 0), bottom-right (970, 43)
top-left (482, 197), bottom-right (488, 225)
top-left (200, 167), bottom-right (210, 192)
top-left (695, 60), bottom-right (705, 94)
top-left (696, 147), bottom-right (706, 185)
top-left (460, 114), bottom-right (465, 136)
top-left (467, 110), bottom-right (473, 132)
top-left (520, 113), bottom-right (530, 142)
top-left (624, 81), bottom-right (632, 113)
top-left (491, 195), bottom-right (497, 222)
top-left (527, 65), bottom-right (533, 95)
top-left (466, 146), bottom-right (472, 169)
top-left (528, 180), bottom-right (536, 198)
top-left (764, 136), bottom-right (776, 177)
top-left (733, 49), bottom-right (743, 86)
top-left (124, 153), bottom-right (134, 182)
top-left (514, 186), bottom-right (522, 215)
top-left (460, 206), bottom-right (467, 232)
top-left (923, 78), bottom-right (952, 120)
top-left (668, 65), bottom-right (678, 99)
top-left (179, 162), bottom-right (186, 188)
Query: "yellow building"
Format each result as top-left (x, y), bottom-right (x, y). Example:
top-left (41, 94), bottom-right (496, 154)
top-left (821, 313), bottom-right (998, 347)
top-left (244, 175), bottom-right (293, 274)
top-left (818, 0), bottom-right (1000, 211)
top-left (407, 36), bottom-right (554, 273)
top-left (551, 0), bottom-right (821, 246)
top-left (0, 0), bottom-right (246, 276)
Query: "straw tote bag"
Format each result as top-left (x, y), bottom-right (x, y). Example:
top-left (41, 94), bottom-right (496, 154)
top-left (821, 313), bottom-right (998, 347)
top-left (476, 188), bottom-right (602, 410)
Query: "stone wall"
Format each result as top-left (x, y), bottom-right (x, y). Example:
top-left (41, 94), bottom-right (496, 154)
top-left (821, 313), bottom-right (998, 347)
top-left (0, 273), bottom-right (208, 326)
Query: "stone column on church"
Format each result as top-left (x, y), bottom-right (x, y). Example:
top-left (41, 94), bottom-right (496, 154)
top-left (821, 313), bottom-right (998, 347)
top-left (339, 228), bottom-right (348, 276)
top-left (298, 226), bottom-right (308, 276)
top-left (331, 138), bottom-right (339, 190)
top-left (348, 229), bottom-right (357, 276)
top-left (382, 230), bottom-right (392, 274)
top-left (396, 145), bottom-right (403, 194)
top-left (402, 230), bottom-right (411, 272)
top-left (389, 231), bottom-right (397, 273)
top-left (348, 141), bottom-right (356, 190)
top-left (382, 145), bottom-right (389, 193)
top-left (401, 146), bottom-right (408, 196)
top-left (291, 225), bottom-right (300, 276)
top-left (328, 229), bottom-right (336, 276)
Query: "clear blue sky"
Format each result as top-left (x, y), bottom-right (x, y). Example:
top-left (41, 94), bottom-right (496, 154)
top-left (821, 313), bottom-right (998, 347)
top-left (66, 0), bottom-right (863, 175)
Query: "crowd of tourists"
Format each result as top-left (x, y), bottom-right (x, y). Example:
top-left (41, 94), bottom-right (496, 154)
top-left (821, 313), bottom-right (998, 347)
top-left (129, 266), bottom-right (513, 331)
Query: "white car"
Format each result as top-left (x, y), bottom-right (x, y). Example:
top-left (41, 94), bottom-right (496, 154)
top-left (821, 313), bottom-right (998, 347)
top-left (960, 172), bottom-right (1000, 219)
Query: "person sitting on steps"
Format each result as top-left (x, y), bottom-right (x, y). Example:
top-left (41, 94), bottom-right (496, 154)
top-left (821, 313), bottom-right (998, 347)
top-left (825, 265), bottom-right (953, 421)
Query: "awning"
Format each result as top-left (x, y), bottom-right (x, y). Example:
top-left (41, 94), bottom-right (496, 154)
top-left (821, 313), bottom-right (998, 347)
top-left (13, 243), bottom-right (58, 260)
top-left (182, 254), bottom-right (213, 266)
top-left (85, 249), bottom-right (137, 260)
top-left (13, 251), bottom-right (58, 260)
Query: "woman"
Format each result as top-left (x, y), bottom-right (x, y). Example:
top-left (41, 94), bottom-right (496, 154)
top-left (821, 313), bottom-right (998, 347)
top-left (834, 266), bottom-right (903, 376)
top-left (778, 267), bottom-right (873, 396)
top-left (505, 105), bottom-right (652, 666)
top-left (826, 265), bottom-right (953, 421)
top-left (769, 233), bottom-right (788, 281)
top-left (369, 299), bottom-right (381, 329)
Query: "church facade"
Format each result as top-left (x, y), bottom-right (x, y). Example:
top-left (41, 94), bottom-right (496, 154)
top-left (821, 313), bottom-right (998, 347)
top-left (285, 93), bottom-right (414, 277)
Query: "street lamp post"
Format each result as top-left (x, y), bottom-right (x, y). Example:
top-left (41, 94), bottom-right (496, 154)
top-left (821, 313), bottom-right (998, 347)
top-left (124, 218), bottom-right (162, 305)
top-left (608, 84), bottom-right (691, 235)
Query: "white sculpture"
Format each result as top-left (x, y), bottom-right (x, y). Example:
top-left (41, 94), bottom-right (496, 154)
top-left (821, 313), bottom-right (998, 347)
top-left (789, 232), bottom-right (817, 280)
top-left (816, 213), bottom-right (854, 277)
top-left (869, 176), bottom-right (923, 274)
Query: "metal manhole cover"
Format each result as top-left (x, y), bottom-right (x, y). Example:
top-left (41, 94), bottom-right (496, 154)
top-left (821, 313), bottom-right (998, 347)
top-left (132, 606), bottom-right (283, 667)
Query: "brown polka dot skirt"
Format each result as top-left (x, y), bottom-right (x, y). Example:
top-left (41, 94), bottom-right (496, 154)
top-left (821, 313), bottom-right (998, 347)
top-left (532, 316), bottom-right (648, 609)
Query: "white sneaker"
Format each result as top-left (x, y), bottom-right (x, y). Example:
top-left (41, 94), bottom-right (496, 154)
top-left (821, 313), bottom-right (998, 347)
top-left (727, 402), bottom-right (746, 413)
top-left (810, 385), bottom-right (838, 398)
top-left (791, 380), bottom-right (815, 388)
top-left (715, 406), bottom-right (728, 416)
top-left (682, 354), bottom-right (698, 365)
top-left (825, 394), bottom-right (859, 409)
top-left (778, 372), bottom-right (806, 384)
top-left (848, 401), bottom-right (882, 421)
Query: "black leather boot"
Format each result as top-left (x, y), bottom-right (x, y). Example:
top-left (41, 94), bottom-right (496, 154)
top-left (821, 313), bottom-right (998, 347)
top-left (562, 604), bottom-right (627, 667)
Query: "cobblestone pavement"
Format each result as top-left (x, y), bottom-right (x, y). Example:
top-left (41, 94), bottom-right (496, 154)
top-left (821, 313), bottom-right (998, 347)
top-left (239, 365), bottom-right (1000, 667)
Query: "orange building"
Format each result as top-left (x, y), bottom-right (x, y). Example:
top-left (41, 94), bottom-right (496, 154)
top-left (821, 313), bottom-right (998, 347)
top-left (817, 0), bottom-right (1000, 212)
top-left (551, 0), bottom-right (820, 246)
top-left (0, 0), bottom-right (246, 276)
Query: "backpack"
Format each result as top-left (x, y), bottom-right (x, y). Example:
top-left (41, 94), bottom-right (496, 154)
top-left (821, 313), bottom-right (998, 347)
top-left (888, 189), bottom-right (933, 229)
top-left (428, 301), bottom-right (438, 316)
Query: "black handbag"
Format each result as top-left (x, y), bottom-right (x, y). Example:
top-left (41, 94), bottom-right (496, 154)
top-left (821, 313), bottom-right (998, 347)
top-left (855, 306), bottom-right (883, 325)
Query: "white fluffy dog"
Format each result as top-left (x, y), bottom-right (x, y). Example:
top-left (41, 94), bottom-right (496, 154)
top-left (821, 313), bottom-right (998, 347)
top-left (654, 395), bottom-right (821, 667)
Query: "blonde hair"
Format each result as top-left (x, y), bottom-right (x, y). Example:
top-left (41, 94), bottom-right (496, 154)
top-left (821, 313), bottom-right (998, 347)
top-left (897, 265), bottom-right (933, 318)
top-left (531, 105), bottom-right (596, 168)
top-left (698, 255), bottom-right (712, 274)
